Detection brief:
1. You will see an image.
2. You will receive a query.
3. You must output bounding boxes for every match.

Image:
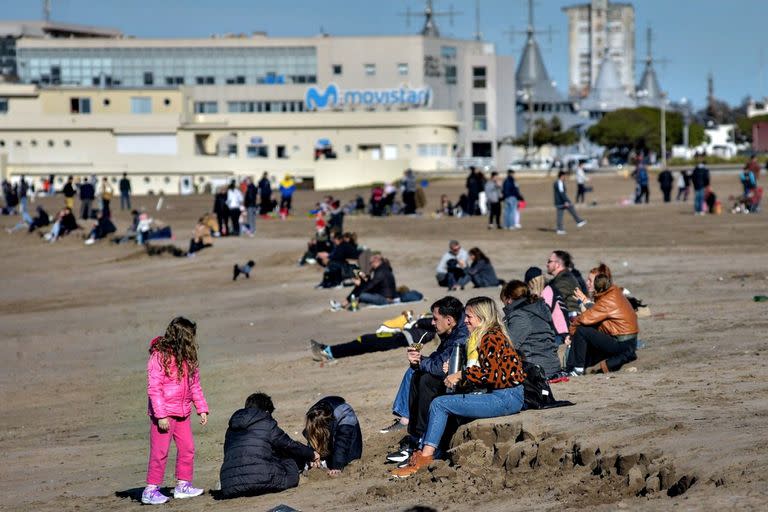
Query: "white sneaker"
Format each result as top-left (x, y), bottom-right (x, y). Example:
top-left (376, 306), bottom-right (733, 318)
top-left (84, 238), bottom-right (95, 245)
top-left (173, 481), bottom-right (204, 499)
top-left (329, 299), bottom-right (343, 312)
top-left (514, 224), bottom-right (522, 229)
top-left (556, 230), bottom-right (567, 235)
top-left (577, 220), bottom-right (588, 228)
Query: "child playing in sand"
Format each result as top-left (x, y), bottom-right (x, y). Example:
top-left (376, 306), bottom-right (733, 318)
top-left (303, 396), bottom-right (362, 476)
top-left (143, 317), bottom-right (209, 505)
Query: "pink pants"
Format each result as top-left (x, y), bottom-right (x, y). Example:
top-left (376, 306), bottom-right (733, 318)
top-left (146, 415), bottom-right (195, 485)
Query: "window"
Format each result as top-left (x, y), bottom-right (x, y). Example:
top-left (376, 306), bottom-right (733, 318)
top-left (64, 139), bottom-right (71, 147)
top-left (383, 145), bottom-right (398, 160)
top-left (143, 72), bottom-right (154, 86)
top-left (398, 63), bottom-right (409, 76)
top-left (48, 140), bottom-right (54, 147)
top-left (165, 76), bottom-right (184, 85)
top-left (30, 140), bottom-right (37, 147)
top-left (0, 98), bottom-right (7, 114)
top-left (332, 64), bottom-right (342, 75)
top-left (69, 97), bottom-right (91, 114)
top-left (472, 142), bottom-right (492, 157)
top-left (473, 102), bottom-right (487, 131)
top-left (364, 63), bottom-right (376, 76)
top-left (417, 144), bottom-right (448, 157)
top-left (130, 96), bottom-right (152, 114)
top-left (163, 98), bottom-right (171, 106)
top-left (444, 65), bottom-right (457, 84)
top-left (195, 76), bottom-right (215, 85)
top-left (246, 145), bottom-right (268, 158)
top-left (103, 98), bottom-right (111, 106)
top-left (276, 145), bottom-right (287, 159)
top-left (472, 66), bottom-right (487, 88)
top-left (194, 101), bottom-right (218, 114)
top-left (441, 46), bottom-right (457, 59)
top-left (226, 76), bottom-right (246, 84)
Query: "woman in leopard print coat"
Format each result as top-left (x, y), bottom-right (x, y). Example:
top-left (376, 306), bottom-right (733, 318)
top-left (391, 296), bottom-right (526, 478)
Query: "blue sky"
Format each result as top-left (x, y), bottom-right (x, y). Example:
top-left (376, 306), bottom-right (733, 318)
top-left (3, 0), bottom-right (765, 109)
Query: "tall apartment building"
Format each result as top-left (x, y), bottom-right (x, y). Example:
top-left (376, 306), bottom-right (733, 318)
top-left (562, 0), bottom-right (635, 99)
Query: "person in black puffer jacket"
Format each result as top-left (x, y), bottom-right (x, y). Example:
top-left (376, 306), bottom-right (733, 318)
top-left (303, 396), bottom-right (362, 476)
top-left (219, 393), bottom-right (317, 499)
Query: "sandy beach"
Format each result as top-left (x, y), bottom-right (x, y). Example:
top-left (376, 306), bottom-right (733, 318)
top-left (2, 173), bottom-right (767, 511)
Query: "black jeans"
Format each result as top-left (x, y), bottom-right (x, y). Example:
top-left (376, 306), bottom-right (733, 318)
top-left (576, 183), bottom-right (586, 203)
top-left (408, 371), bottom-right (446, 440)
top-left (329, 332), bottom-right (409, 359)
top-left (228, 209), bottom-right (240, 235)
top-left (488, 202), bottom-right (501, 228)
top-left (567, 326), bottom-right (637, 371)
top-left (661, 186), bottom-right (672, 203)
top-left (403, 191), bottom-right (416, 214)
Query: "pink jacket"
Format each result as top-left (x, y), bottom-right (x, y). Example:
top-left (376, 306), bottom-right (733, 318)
top-left (147, 337), bottom-right (208, 419)
top-left (542, 286), bottom-right (568, 335)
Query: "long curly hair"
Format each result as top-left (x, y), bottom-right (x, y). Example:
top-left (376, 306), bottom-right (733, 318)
top-left (150, 316), bottom-right (199, 380)
top-left (304, 402), bottom-right (333, 458)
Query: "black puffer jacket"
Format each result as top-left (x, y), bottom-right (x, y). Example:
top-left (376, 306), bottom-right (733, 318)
top-left (219, 407), bottom-right (314, 499)
top-left (304, 396), bottom-right (362, 470)
top-left (503, 298), bottom-right (561, 379)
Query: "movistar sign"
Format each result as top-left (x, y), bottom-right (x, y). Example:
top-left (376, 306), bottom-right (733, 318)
top-left (305, 84), bottom-right (432, 110)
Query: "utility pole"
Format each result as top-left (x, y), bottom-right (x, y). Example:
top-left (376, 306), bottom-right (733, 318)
top-left (473, 0), bottom-right (482, 41)
top-left (660, 92), bottom-right (667, 168)
top-left (43, 0), bottom-right (51, 22)
top-left (527, 84), bottom-right (534, 159)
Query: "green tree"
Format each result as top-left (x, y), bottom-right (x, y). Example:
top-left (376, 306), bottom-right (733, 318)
top-left (586, 107), bottom-right (704, 154)
top-left (512, 116), bottom-right (580, 148)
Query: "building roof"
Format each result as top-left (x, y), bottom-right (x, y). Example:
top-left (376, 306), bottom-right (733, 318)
top-left (515, 32), bottom-right (564, 103)
top-left (0, 20), bottom-right (121, 39)
top-left (580, 53), bottom-right (635, 112)
top-left (636, 61), bottom-right (663, 107)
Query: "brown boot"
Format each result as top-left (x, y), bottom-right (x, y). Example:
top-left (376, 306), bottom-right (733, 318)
top-left (390, 450), bottom-right (433, 478)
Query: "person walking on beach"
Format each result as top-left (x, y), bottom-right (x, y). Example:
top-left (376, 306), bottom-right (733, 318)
top-left (691, 157), bottom-right (710, 215)
top-left (143, 317), bottom-right (209, 505)
top-left (258, 172), bottom-right (272, 216)
top-left (553, 171), bottom-right (586, 235)
top-left (226, 180), bottom-right (243, 236)
top-left (78, 177), bottom-right (95, 220)
top-left (279, 174), bottom-right (296, 217)
top-left (575, 162), bottom-right (588, 204)
top-left (675, 170), bottom-right (689, 201)
top-left (62, 176), bottom-right (76, 210)
top-left (484, 171), bottom-right (502, 229)
top-left (658, 168), bottom-right (673, 203)
top-left (119, 173), bottom-right (132, 210)
top-left (633, 161), bottom-right (649, 204)
top-left (98, 177), bottom-right (114, 218)
top-left (402, 169), bottom-right (417, 214)
top-left (502, 169), bottom-right (522, 229)
top-left (244, 176), bottom-right (258, 235)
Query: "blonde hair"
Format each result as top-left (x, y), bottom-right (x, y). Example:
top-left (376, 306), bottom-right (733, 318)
top-left (304, 403), bottom-right (333, 458)
top-left (527, 275), bottom-right (546, 297)
top-left (465, 296), bottom-right (511, 347)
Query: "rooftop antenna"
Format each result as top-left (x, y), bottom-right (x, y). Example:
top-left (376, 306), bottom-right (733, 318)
top-left (474, 0), bottom-right (482, 41)
top-left (43, 0), bottom-right (51, 22)
top-left (505, 0), bottom-right (555, 52)
top-left (399, 1), bottom-right (461, 37)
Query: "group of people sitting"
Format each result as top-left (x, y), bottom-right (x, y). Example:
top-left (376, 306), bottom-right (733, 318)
top-left (435, 240), bottom-right (503, 290)
top-left (310, 249), bottom-right (640, 478)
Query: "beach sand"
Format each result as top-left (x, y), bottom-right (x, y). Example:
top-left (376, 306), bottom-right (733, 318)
top-left (1, 173), bottom-right (767, 511)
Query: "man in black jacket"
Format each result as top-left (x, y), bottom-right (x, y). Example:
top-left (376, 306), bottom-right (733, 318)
top-left (330, 252), bottom-right (395, 310)
top-left (244, 177), bottom-right (258, 235)
top-left (553, 171), bottom-right (586, 235)
top-left (119, 173), bottom-right (132, 210)
top-left (691, 158), bottom-right (710, 215)
top-left (658, 168), bottom-right (674, 203)
top-left (546, 250), bottom-right (581, 314)
top-left (219, 393), bottom-right (317, 499)
top-left (79, 178), bottom-right (95, 220)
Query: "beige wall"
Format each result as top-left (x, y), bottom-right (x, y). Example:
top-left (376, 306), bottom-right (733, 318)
top-left (38, 88), bottom-right (183, 115)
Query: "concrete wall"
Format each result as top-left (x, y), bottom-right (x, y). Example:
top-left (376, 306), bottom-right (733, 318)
top-left (314, 159), bottom-right (408, 191)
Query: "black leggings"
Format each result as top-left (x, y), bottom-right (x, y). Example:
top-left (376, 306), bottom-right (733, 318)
top-left (567, 326), bottom-right (637, 371)
top-left (329, 332), bottom-right (409, 359)
top-left (488, 202), bottom-right (501, 227)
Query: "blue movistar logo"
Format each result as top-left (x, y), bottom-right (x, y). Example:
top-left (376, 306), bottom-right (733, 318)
top-left (305, 84), bottom-right (431, 110)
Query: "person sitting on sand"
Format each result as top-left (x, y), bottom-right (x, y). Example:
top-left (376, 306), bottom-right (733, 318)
top-left (383, 297), bottom-right (468, 463)
top-left (43, 207), bottom-right (79, 242)
top-left (316, 232), bottom-right (359, 288)
top-left (330, 252), bottom-right (396, 311)
top-left (218, 392), bottom-right (318, 499)
top-left (500, 280), bottom-right (561, 379)
top-left (310, 314), bottom-right (435, 362)
top-left (188, 217), bottom-right (213, 255)
top-left (84, 212), bottom-right (117, 245)
top-left (525, 267), bottom-right (569, 345)
top-left (435, 240), bottom-right (469, 289)
top-left (303, 396), bottom-right (362, 476)
top-left (452, 247), bottom-right (501, 290)
top-left (391, 296), bottom-right (525, 478)
top-left (566, 265), bottom-right (639, 376)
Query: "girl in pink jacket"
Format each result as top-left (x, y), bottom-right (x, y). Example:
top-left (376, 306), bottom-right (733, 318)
top-left (142, 316), bottom-right (209, 505)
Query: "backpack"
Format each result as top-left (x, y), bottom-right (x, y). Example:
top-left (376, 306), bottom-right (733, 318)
top-left (522, 362), bottom-right (573, 410)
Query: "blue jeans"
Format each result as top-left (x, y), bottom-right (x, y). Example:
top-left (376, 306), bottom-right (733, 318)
top-left (694, 189), bottom-right (705, 213)
top-left (392, 368), bottom-right (414, 418)
top-left (359, 292), bottom-right (388, 305)
top-left (503, 197), bottom-right (518, 228)
top-left (246, 206), bottom-right (258, 233)
top-left (422, 385), bottom-right (524, 449)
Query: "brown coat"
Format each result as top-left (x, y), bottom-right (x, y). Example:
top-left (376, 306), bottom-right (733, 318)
top-left (193, 223), bottom-right (213, 246)
top-left (569, 285), bottom-right (638, 337)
